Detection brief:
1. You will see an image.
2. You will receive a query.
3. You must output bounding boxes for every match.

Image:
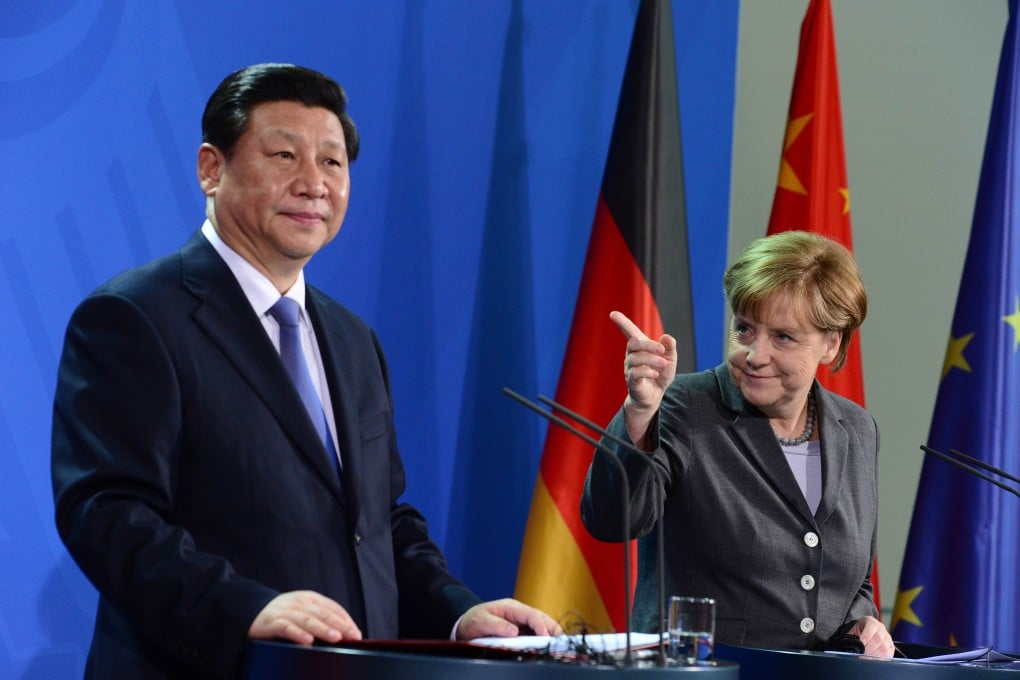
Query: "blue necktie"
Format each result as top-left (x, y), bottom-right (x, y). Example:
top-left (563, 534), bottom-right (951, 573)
top-left (269, 297), bottom-right (341, 476)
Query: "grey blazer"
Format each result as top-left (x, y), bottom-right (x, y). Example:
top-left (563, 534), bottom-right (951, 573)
top-left (581, 364), bottom-right (878, 650)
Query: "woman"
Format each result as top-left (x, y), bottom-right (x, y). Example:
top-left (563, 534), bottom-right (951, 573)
top-left (581, 231), bottom-right (893, 656)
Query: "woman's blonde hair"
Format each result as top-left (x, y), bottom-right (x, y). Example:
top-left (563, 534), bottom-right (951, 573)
top-left (722, 231), bottom-right (867, 372)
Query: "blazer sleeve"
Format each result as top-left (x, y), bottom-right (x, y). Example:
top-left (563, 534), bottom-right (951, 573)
top-left (361, 331), bottom-right (481, 638)
top-left (51, 292), bottom-right (276, 675)
top-left (580, 407), bottom-right (676, 543)
top-left (842, 412), bottom-right (881, 628)
top-left (392, 500), bottom-right (481, 638)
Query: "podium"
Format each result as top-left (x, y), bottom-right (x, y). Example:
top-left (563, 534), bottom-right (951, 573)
top-left (715, 643), bottom-right (1020, 678)
top-left (244, 639), bottom-right (1019, 678)
top-left (243, 639), bottom-right (739, 679)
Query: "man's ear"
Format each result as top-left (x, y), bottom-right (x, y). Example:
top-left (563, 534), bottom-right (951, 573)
top-left (197, 143), bottom-right (224, 197)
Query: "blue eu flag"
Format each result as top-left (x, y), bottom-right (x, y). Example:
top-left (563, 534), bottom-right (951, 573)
top-left (893, 0), bottom-right (1020, 651)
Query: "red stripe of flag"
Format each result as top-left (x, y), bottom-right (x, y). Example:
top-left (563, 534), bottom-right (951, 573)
top-left (516, 0), bottom-right (695, 632)
top-left (766, 0), bottom-right (880, 613)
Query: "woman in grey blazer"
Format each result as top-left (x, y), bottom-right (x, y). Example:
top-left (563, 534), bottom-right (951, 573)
top-left (582, 231), bottom-right (894, 657)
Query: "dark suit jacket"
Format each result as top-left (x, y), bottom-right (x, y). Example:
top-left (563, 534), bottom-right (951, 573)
top-left (581, 365), bottom-right (878, 650)
top-left (51, 232), bottom-right (479, 679)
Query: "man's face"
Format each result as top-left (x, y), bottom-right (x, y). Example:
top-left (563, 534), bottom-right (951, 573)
top-left (198, 100), bottom-right (350, 287)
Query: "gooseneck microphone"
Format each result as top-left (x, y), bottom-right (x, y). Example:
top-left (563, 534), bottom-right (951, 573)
top-left (503, 388), bottom-right (668, 668)
top-left (502, 388), bottom-right (635, 665)
top-left (535, 395), bottom-right (667, 669)
top-left (921, 445), bottom-right (1020, 498)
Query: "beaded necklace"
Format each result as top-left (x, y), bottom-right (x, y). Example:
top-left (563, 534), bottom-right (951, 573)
top-left (776, 392), bottom-right (815, 447)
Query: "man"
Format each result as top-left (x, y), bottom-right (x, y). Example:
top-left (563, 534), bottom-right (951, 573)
top-left (51, 63), bottom-right (557, 679)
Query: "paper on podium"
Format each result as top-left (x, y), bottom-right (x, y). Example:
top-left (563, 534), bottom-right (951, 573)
top-left (906, 646), bottom-right (1020, 665)
top-left (826, 645), bottom-right (1020, 666)
top-left (470, 632), bottom-right (663, 655)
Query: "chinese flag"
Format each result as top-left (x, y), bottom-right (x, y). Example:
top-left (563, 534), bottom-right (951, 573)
top-left (514, 0), bottom-right (696, 632)
top-left (766, 0), bottom-right (880, 613)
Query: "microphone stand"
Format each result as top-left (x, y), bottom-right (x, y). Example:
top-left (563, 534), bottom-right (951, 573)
top-left (503, 388), bottom-right (635, 666)
top-left (504, 388), bottom-right (669, 668)
top-left (536, 395), bottom-right (668, 669)
top-left (921, 445), bottom-right (1020, 498)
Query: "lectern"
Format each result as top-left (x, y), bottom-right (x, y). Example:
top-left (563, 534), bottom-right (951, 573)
top-left (243, 639), bottom-right (739, 679)
top-left (715, 643), bottom-right (1020, 678)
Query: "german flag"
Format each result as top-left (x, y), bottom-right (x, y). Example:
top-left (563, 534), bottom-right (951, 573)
top-left (514, 0), bottom-right (695, 632)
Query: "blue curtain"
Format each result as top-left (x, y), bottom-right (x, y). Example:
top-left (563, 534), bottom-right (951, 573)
top-left (0, 1), bottom-right (737, 675)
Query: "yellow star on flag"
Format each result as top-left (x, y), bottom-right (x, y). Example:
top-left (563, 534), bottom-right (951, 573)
top-left (839, 187), bottom-right (850, 215)
top-left (783, 112), bottom-right (814, 151)
top-left (1003, 296), bottom-right (1020, 351)
top-left (891, 585), bottom-right (924, 632)
top-left (941, 332), bottom-right (974, 381)
top-left (777, 113), bottom-right (814, 195)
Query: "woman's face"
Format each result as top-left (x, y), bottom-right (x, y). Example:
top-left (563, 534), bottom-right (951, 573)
top-left (726, 292), bottom-right (840, 419)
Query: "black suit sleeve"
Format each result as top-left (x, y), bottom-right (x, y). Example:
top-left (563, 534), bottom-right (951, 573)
top-left (51, 292), bottom-right (275, 675)
top-left (363, 331), bottom-right (481, 638)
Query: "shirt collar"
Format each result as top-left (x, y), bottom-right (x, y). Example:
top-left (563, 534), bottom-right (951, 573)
top-left (200, 219), bottom-right (307, 317)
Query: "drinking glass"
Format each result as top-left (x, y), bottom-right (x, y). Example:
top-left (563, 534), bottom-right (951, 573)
top-left (668, 595), bottom-right (715, 665)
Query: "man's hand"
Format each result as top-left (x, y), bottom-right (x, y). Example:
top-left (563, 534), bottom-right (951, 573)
top-left (609, 311), bottom-right (677, 447)
top-left (454, 598), bottom-right (562, 640)
top-left (248, 591), bottom-right (362, 645)
top-left (846, 615), bottom-right (894, 658)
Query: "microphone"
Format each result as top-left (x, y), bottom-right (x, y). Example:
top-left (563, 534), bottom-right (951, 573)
top-left (502, 388), bottom-right (635, 665)
top-left (503, 388), bottom-right (668, 668)
top-left (535, 395), bottom-right (668, 669)
top-left (921, 445), bottom-right (1020, 498)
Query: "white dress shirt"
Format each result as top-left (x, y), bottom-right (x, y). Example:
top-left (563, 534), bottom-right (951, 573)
top-left (201, 220), bottom-right (341, 464)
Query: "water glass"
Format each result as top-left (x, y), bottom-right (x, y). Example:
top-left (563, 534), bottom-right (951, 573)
top-left (668, 595), bottom-right (715, 665)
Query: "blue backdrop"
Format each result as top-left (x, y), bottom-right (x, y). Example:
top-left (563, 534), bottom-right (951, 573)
top-left (0, 1), bottom-right (737, 676)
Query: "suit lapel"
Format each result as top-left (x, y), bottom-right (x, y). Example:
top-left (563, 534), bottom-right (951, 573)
top-left (179, 233), bottom-right (346, 503)
top-left (716, 366), bottom-right (817, 526)
top-left (813, 390), bottom-right (849, 528)
top-left (306, 291), bottom-right (362, 515)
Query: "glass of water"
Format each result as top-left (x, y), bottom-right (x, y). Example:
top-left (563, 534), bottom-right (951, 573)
top-left (668, 596), bottom-right (715, 665)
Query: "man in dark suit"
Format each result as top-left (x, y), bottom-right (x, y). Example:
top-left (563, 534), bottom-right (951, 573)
top-left (51, 63), bottom-right (557, 679)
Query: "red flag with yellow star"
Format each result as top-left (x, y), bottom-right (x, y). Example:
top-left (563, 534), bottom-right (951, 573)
top-left (766, 0), bottom-right (880, 613)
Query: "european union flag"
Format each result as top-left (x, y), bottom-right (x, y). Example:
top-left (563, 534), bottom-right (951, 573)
top-left (893, 0), bottom-right (1020, 651)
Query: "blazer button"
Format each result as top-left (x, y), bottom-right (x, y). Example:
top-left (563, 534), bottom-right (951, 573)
top-left (803, 531), bottom-right (819, 548)
top-left (800, 574), bottom-right (816, 590)
top-left (354, 533), bottom-right (362, 546)
top-left (800, 617), bottom-right (815, 634)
